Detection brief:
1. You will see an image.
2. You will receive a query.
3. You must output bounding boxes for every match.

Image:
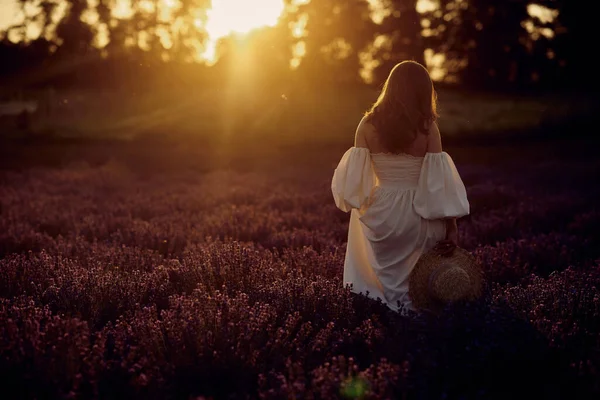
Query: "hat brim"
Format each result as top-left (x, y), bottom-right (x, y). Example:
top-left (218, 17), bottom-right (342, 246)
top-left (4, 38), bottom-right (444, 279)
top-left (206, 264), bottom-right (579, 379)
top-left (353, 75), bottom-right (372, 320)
top-left (409, 246), bottom-right (484, 313)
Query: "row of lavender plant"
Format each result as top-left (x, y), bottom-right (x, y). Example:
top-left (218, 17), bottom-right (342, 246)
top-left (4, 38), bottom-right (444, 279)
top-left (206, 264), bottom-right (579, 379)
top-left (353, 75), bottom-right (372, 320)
top-left (0, 155), bottom-right (598, 399)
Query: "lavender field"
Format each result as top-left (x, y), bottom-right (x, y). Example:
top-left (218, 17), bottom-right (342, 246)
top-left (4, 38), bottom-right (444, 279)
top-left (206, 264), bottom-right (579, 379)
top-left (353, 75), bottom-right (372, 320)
top-left (1, 136), bottom-right (599, 399)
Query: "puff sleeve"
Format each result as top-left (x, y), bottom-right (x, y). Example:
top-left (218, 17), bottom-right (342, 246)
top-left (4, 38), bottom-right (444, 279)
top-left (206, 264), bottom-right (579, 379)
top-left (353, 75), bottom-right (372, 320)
top-left (413, 151), bottom-right (470, 219)
top-left (331, 147), bottom-right (376, 212)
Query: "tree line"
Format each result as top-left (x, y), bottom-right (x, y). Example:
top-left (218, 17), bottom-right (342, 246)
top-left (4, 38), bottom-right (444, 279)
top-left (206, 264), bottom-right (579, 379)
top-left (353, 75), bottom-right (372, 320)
top-left (0, 0), bottom-right (593, 91)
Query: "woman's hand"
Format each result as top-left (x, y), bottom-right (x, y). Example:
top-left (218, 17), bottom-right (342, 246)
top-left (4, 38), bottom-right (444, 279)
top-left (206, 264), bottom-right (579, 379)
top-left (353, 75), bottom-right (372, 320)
top-left (434, 218), bottom-right (458, 257)
top-left (435, 239), bottom-right (456, 257)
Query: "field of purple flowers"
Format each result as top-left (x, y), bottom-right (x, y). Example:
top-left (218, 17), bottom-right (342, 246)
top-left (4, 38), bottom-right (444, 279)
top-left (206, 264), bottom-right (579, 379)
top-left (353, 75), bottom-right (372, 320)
top-left (1, 137), bottom-right (599, 399)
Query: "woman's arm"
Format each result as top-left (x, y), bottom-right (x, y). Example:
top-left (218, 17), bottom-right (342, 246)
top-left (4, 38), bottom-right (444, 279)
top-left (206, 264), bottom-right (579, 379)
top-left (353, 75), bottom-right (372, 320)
top-left (354, 116), bottom-right (374, 149)
top-left (445, 217), bottom-right (458, 246)
top-left (426, 122), bottom-right (443, 153)
top-left (430, 123), bottom-right (459, 245)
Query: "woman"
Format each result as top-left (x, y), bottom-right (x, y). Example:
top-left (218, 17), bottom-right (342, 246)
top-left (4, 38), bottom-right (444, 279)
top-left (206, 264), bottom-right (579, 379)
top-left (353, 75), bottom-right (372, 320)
top-left (331, 61), bottom-right (469, 315)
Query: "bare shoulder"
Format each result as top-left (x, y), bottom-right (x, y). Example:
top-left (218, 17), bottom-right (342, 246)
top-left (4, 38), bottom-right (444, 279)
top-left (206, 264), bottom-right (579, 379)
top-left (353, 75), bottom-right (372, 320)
top-left (426, 121), bottom-right (443, 153)
top-left (354, 115), bottom-right (376, 148)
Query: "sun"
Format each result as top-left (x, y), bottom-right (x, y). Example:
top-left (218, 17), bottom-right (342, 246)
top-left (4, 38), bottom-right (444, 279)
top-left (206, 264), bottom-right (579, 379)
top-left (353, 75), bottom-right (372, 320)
top-left (200, 0), bottom-right (286, 63)
top-left (205, 0), bottom-right (285, 38)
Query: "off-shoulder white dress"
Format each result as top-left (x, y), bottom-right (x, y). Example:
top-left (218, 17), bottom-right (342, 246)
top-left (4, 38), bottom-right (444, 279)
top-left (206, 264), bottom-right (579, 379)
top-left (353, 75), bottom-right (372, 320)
top-left (331, 147), bottom-right (470, 315)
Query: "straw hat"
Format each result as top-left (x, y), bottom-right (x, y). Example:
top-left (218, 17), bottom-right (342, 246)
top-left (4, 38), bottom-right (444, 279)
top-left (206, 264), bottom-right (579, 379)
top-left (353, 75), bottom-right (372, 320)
top-left (409, 242), bottom-right (484, 314)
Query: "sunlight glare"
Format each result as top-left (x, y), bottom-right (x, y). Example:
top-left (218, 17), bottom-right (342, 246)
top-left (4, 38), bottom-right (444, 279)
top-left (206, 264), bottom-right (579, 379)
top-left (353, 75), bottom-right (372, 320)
top-left (527, 3), bottom-right (559, 24)
top-left (113, 0), bottom-right (134, 19)
top-left (201, 0), bottom-right (285, 63)
top-left (416, 0), bottom-right (438, 14)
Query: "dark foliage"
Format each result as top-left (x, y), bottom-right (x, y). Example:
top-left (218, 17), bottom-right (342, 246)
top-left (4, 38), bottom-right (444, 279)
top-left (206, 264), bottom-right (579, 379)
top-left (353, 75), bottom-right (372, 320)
top-left (0, 0), bottom-right (589, 90)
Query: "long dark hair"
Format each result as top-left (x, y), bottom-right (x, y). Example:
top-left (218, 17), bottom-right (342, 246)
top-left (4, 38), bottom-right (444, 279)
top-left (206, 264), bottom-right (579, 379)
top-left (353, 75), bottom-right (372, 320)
top-left (364, 61), bottom-right (438, 153)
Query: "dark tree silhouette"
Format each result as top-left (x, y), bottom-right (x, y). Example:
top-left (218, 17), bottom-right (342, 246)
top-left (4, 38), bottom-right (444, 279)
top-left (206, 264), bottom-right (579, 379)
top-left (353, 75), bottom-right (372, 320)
top-left (0, 0), bottom-right (592, 90)
top-left (284, 0), bottom-right (375, 84)
top-left (424, 0), bottom-right (531, 89)
top-left (0, 0), bottom-right (215, 89)
top-left (551, 0), bottom-right (597, 89)
top-left (0, 38), bottom-right (53, 80)
top-left (370, 0), bottom-right (426, 86)
top-left (54, 0), bottom-right (95, 57)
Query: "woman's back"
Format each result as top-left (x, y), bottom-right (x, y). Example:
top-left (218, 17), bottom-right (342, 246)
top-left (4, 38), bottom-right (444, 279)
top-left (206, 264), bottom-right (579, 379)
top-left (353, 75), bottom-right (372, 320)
top-left (370, 152), bottom-right (423, 190)
top-left (355, 115), bottom-right (436, 158)
top-left (332, 116), bottom-right (468, 315)
top-left (331, 61), bottom-right (469, 315)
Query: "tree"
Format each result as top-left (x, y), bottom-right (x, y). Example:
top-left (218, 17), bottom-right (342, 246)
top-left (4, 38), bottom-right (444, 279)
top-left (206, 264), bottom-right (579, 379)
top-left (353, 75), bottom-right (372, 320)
top-left (370, 0), bottom-right (426, 85)
top-left (284, 0), bottom-right (376, 84)
top-left (425, 0), bottom-right (531, 89)
top-left (54, 0), bottom-right (95, 57)
top-left (0, 38), bottom-right (52, 82)
top-left (551, 0), bottom-right (597, 89)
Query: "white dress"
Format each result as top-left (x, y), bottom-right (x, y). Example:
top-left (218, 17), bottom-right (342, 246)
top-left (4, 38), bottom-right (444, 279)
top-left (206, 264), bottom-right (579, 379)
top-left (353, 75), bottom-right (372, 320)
top-left (331, 147), bottom-right (470, 315)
